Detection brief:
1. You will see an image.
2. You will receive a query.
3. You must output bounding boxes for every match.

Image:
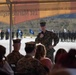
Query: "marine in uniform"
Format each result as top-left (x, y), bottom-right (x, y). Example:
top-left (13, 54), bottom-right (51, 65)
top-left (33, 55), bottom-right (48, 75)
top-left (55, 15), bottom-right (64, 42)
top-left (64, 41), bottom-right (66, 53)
top-left (35, 21), bottom-right (59, 62)
top-left (12, 31), bottom-right (14, 39)
top-left (5, 30), bottom-right (9, 40)
top-left (6, 39), bottom-right (24, 72)
top-left (16, 41), bottom-right (47, 75)
top-left (1, 30), bottom-right (4, 40)
top-left (16, 30), bottom-right (19, 38)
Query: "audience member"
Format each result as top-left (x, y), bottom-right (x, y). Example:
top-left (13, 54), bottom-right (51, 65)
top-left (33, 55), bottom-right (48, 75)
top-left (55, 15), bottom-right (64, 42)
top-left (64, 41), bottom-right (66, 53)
top-left (52, 48), bottom-right (67, 70)
top-left (6, 39), bottom-right (24, 72)
top-left (65, 48), bottom-right (76, 68)
top-left (16, 41), bottom-right (47, 75)
top-left (55, 48), bottom-right (76, 69)
top-left (54, 48), bottom-right (67, 64)
top-left (35, 43), bottom-right (52, 73)
top-left (0, 45), bottom-right (14, 75)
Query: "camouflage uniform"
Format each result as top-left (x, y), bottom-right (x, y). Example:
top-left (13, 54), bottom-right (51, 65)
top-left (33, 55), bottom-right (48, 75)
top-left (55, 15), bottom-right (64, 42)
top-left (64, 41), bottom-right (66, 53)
top-left (16, 55), bottom-right (47, 75)
top-left (35, 30), bottom-right (59, 62)
top-left (6, 51), bottom-right (24, 72)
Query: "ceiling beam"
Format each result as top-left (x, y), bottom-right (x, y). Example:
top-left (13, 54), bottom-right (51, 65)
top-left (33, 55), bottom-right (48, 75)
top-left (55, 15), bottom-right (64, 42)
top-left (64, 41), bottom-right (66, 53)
top-left (0, 0), bottom-right (76, 4)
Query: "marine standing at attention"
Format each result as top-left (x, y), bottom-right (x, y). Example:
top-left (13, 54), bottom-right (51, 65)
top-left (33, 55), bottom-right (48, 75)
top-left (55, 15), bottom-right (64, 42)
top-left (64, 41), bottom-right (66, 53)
top-left (35, 21), bottom-right (59, 62)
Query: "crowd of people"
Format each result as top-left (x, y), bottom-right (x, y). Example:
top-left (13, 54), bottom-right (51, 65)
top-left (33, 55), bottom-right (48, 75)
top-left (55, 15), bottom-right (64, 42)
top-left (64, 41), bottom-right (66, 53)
top-left (0, 21), bottom-right (76, 75)
top-left (0, 39), bottom-right (76, 75)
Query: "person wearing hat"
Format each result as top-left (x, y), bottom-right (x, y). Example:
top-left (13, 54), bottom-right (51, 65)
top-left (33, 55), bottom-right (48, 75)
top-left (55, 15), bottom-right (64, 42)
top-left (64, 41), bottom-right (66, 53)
top-left (35, 21), bottom-right (59, 63)
top-left (16, 41), bottom-right (47, 75)
top-left (6, 39), bottom-right (24, 72)
top-left (0, 45), bottom-right (14, 75)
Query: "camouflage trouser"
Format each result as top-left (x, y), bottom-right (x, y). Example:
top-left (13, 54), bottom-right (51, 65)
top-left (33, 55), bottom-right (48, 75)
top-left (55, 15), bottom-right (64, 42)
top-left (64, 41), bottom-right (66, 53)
top-left (46, 48), bottom-right (55, 63)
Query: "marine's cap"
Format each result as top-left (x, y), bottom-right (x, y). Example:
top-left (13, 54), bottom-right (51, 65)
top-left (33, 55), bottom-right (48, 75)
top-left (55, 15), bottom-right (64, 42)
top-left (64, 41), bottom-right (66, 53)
top-left (25, 41), bottom-right (36, 48)
top-left (13, 39), bottom-right (21, 43)
top-left (40, 21), bottom-right (46, 27)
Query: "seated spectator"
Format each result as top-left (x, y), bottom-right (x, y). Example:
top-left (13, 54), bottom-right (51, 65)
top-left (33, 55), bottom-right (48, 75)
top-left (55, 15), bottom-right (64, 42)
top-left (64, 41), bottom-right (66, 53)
top-left (0, 45), bottom-right (14, 75)
top-left (54, 48), bottom-right (67, 64)
top-left (35, 43), bottom-right (52, 73)
top-left (52, 48), bottom-right (67, 70)
top-left (51, 48), bottom-right (76, 75)
top-left (16, 41), bottom-right (47, 75)
top-left (6, 39), bottom-right (24, 72)
top-left (55, 48), bottom-right (76, 69)
top-left (64, 48), bottom-right (76, 68)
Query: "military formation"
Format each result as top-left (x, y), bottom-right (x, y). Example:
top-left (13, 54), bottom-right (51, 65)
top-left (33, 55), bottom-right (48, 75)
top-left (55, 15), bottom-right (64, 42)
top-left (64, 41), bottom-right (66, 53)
top-left (0, 29), bottom-right (23, 40)
top-left (0, 29), bottom-right (76, 42)
top-left (57, 31), bottom-right (76, 42)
